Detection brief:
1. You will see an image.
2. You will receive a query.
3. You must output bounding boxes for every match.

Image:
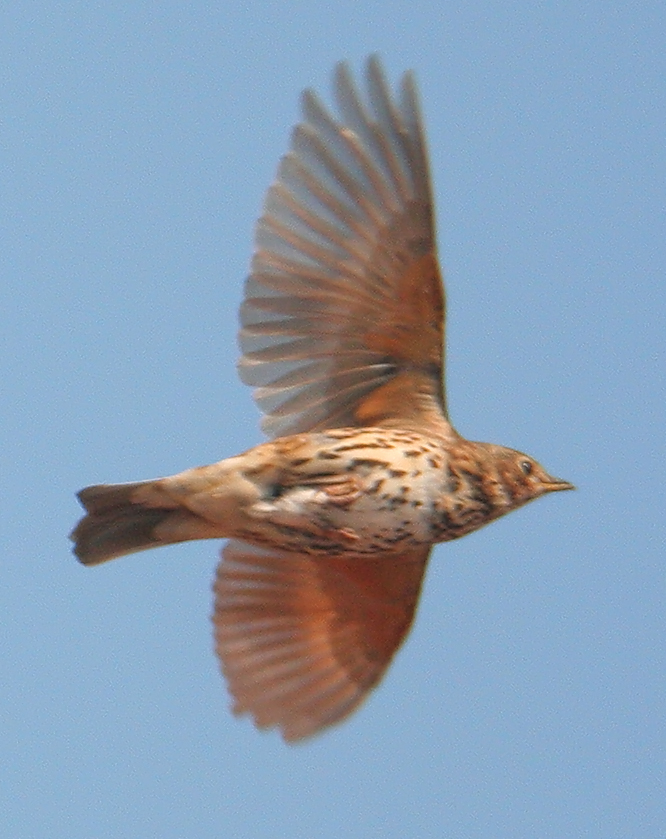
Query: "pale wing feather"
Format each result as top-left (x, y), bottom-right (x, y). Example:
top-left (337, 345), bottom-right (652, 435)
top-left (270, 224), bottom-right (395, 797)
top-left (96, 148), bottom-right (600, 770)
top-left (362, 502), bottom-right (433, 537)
top-left (213, 540), bottom-right (430, 742)
top-left (239, 55), bottom-right (450, 439)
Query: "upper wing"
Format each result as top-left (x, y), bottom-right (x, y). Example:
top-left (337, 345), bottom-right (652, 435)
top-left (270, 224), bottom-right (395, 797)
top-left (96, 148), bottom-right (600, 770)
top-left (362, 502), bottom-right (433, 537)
top-left (213, 540), bottom-right (430, 742)
top-left (239, 55), bottom-right (451, 440)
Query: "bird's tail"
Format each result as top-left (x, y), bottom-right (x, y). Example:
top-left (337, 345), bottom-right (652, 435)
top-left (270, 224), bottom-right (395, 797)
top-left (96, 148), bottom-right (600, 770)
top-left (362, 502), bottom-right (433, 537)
top-left (71, 480), bottom-right (221, 566)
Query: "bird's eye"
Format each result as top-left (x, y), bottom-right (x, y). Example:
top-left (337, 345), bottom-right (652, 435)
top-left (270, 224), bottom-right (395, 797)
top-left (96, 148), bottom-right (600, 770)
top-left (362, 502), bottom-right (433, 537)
top-left (520, 460), bottom-right (533, 476)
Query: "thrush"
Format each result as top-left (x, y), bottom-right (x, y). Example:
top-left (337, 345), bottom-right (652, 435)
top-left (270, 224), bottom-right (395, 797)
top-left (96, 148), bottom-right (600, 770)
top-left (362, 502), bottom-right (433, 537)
top-left (72, 55), bottom-right (574, 742)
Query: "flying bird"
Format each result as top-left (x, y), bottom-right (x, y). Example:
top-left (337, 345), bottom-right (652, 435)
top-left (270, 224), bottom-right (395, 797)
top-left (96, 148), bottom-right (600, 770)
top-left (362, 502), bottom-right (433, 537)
top-left (72, 56), bottom-right (574, 742)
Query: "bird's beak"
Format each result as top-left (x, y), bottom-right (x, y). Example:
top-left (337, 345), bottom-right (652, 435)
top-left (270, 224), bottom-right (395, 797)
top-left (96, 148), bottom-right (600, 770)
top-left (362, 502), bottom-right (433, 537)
top-left (543, 476), bottom-right (576, 492)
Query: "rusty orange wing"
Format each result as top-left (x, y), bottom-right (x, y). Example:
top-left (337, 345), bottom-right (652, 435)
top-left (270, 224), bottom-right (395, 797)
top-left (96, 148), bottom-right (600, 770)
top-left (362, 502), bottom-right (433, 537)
top-left (239, 55), bottom-right (452, 440)
top-left (213, 540), bottom-right (430, 741)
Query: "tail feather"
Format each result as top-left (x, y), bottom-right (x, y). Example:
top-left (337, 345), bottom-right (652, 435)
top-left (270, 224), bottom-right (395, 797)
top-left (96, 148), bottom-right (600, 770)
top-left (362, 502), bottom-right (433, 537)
top-left (73, 478), bottom-right (229, 566)
top-left (72, 467), bottom-right (236, 565)
top-left (72, 481), bottom-right (178, 566)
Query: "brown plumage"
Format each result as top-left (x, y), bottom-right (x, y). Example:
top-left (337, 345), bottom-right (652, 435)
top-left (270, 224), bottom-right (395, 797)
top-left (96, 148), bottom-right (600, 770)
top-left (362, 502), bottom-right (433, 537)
top-left (72, 56), bottom-right (573, 742)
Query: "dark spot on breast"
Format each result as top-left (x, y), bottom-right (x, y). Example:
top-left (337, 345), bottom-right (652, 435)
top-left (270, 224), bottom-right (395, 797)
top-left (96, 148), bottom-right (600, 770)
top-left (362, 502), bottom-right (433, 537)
top-left (382, 495), bottom-right (408, 510)
top-left (389, 431), bottom-right (421, 444)
top-left (317, 451), bottom-right (340, 460)
top-left (335, 440), bottom-right (392, 451)
top-left (307, 471), bottom-right (341, 481)
top-left (350, 458), bottom-right (386, 469)
top-left (289, 457), bottom-right (309, 467)
top-left (244, 464), bottom-right (275, 479)
top-left (388, 468), bottom-right (407, 478)
top-left (383, 531), bottom-right (412, 545)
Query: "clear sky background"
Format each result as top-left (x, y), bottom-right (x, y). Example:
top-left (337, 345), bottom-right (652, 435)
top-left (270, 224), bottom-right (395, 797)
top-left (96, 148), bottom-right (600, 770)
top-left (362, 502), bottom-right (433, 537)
top-left (2, 2), bottom-right (664, 837)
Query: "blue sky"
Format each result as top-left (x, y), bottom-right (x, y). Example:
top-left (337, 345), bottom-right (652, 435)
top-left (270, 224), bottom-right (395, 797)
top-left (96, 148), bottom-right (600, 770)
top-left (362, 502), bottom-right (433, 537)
top-left (2, 2), bottom-right (664, 837)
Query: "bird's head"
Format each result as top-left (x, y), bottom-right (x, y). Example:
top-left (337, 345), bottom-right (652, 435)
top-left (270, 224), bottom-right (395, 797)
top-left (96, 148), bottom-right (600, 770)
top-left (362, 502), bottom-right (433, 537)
top-left (484, 443), bottom-right (575, 511)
